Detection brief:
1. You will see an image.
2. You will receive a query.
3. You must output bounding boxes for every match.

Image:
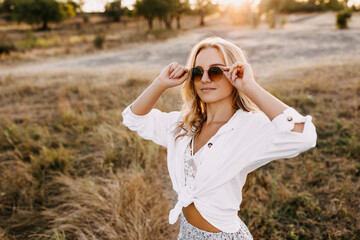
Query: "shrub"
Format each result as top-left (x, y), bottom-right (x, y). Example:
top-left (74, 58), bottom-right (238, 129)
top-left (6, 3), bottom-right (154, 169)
top-left (336, 8), bottom-right (353, 29)
top-left (93, 32), bottom-right (106, 49)
top-left (0, 42), bottom-right (16, 54)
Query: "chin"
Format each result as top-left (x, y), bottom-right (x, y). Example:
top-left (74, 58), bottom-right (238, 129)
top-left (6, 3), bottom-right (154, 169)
top-left (198, 95), bottom-right (221, 104)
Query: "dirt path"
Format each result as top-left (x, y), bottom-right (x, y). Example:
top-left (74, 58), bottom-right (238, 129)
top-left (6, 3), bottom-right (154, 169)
top-left (1, 12), bottom-right (359, 82)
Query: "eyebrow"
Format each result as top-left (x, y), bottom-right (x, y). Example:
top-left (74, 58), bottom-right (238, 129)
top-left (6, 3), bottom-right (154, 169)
top-left (195, 63), bottom-right (225, 68)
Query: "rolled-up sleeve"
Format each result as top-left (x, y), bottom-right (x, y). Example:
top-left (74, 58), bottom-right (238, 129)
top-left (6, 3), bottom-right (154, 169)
top-left (244, 107), bottom-right (317, 173)
top-left (121, 104), bottom-right (181, 148)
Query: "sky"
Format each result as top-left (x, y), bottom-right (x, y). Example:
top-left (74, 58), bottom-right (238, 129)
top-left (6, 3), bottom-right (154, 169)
top-left (81, 0), bottom-right (360, 13)
top-left (82, 0), bottom-right (135, 12)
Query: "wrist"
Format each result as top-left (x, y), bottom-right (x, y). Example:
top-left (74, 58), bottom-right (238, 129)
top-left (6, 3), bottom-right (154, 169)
top-left (153, 78), bottom-right (168, 92)
top-left (240, 80), bottom-right (262, 98)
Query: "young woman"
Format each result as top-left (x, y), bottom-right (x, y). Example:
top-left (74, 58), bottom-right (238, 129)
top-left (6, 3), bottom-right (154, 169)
top-left (122, 36), bottom-right (317, 239)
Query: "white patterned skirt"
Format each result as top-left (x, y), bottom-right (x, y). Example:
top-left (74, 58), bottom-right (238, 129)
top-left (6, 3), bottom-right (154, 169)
top-left (177, 211), bottom-right (254, 240)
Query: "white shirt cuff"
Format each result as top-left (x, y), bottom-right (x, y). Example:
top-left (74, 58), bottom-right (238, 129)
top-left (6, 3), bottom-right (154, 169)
top-left (271, 107), bottom-right (307, 132)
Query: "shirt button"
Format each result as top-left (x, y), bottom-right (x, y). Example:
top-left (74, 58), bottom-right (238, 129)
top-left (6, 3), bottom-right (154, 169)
top-left (208, 143), bottom-right (213, 148)
top-left (287, 116), bottom-right (293, 121)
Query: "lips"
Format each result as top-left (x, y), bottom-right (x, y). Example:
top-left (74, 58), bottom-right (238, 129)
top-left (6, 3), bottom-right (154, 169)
top-left (201, 87), bottom-right (216, 91)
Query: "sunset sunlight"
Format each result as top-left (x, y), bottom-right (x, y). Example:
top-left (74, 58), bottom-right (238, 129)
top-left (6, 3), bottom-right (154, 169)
top-left (220, 0), bottom-right (247, 6)
top-left (1, 0), bottom-right (360, 239)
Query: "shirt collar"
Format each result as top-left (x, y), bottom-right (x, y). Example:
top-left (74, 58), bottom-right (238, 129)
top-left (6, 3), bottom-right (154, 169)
top-left (212, 108), bottom-right (245, 137)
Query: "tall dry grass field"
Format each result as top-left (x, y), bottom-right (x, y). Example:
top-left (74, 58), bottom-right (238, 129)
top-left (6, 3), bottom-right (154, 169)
top-left (0, 57), bottom-right (359, 239)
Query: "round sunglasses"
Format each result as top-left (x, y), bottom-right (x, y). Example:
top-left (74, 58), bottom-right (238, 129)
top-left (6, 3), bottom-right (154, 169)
top-left (190, 66), bottom-right (224, 82)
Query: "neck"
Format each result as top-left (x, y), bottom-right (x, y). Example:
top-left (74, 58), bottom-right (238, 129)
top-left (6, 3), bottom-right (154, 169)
top-left (205, 97), bottom-right (236, 124)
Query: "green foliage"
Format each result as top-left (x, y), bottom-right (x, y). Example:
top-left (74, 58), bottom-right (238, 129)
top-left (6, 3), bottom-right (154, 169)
top-left (0, 42), bottom-right (16, 54)
top-left (53, 229), bottom-right (66, 240)
top-left (135, 0), bottom-right (191, 29)
top-left (194, 0), bottom-right (219, 26)
top-left (66, 0), bottom-right (82, 14)
top-left (12, 30), bottom-right (61, 50)
top-left (13, 0), bottom-right (75, 30)
top-left (336, 8), bottom-right (353, 29)
top-left (135, 0), bottom-right (162, 29)
top-left (93, 31), bottom-right (106, 49)
top-left (30, 144), bottom-right (74, 179)
top-left (265, 10), bottom-right (276, 28)
top-left (260, 0), bottom-right (343, 14)
top-left (81, 13), bottom-right (89, 23)
top-left (326, 0), bottom-right (344, 11)
top-left (104, 0), bottom-right (124, 22)
top-left (0, 0), bottom-right (16, 13)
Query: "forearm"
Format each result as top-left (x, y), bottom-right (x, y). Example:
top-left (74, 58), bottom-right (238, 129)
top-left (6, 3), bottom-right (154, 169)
top-left (242, 81), bottom-right (305, 133)
top-left (242, 81), bottom-right (289, 121)
top-left (130, 78), bottom-right (167, 115)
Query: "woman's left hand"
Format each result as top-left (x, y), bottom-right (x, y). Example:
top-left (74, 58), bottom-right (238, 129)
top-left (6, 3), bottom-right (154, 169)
top-left (221, 62), bottom-right (257, 93)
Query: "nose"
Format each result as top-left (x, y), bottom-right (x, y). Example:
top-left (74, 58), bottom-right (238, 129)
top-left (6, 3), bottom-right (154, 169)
top-left (200, 70), bottom-right (211, 83)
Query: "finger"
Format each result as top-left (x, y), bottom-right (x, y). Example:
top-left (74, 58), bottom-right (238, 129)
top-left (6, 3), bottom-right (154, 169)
top-left (176, 67), bottom-right (187, 78)
top-left (175, 67), bottom-right (187, 79)
top-left (232, 68), bottom-right (237, 81)
top-left (229, 64), bottom-right (237, 77)
top-left (170, 68), bottom-right (182, 78)
top-left (229, 65), bottom-right (234, 76)
top-left (177, 71), bottom-right (189, 82)
top-left (170, 65), bottom-right (183, 78)
top-left (221, 66), bottom-right (230, 71)
top-left (239, 67), bottom-right (244, 77)
top-left (169, 62), bottom-right (179, 73)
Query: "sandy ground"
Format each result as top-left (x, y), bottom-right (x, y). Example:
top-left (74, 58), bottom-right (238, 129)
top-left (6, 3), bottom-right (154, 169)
top-left (1, 11), bottom-right (360, 84)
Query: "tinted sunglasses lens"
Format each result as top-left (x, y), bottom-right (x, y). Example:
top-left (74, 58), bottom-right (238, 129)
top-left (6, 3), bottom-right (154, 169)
top-left (191, 67), bottom-right (203, 81)
top-left (208, 67), bottom-right (223, 81)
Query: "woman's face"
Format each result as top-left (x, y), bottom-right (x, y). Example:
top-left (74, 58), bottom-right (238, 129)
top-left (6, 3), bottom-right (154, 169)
top-left (193, 47), bottom-right (235, 104)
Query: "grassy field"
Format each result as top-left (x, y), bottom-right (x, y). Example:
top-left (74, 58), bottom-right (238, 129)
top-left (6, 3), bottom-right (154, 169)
top-left (0, 54), bottom-right (359, 240)
top-left (0, 11), bottom-right (359, 240)
top-left (0, 14), bottom-right (215, 66)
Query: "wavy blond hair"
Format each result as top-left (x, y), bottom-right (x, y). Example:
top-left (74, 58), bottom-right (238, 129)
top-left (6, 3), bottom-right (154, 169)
top-left (173, 36), bottom-right (261, 141)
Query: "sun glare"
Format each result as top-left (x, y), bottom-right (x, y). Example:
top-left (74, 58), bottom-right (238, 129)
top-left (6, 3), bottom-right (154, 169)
top-left (225, 0), bottom-right (245, 6)
top-left (214, 0), bottom-right (261, 8)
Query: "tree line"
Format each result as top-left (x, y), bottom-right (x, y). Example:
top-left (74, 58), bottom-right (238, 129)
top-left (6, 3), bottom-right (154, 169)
top-left (0, 0), bottom-right (357, 31)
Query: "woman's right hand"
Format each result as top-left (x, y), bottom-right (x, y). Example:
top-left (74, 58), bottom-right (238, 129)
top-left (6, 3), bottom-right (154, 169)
top-left (155, 62), bottom-right (189, 89)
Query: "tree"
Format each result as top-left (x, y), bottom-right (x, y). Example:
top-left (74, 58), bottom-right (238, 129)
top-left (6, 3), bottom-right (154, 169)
top-left (155, 0), bottom-right (191, 30)
top-left (0, 0), bottom-right (16, 20)
top-left (104, 0), bottom-right (124, 22)
top-left (194, 0), bottom-right (218, 26)
top-left (13, 0), bottom-right (75, 30)
top-left (174, 0), bottom-right (191, 29)
top-left (135, 0), bottom-right (162, 29)
top-left (66, 0), bottom-right (83, 14)
top-left (159, 0), bottom-right (175, 29)
top-left (135, 0), bottom-right (191, 30)
top-left (0, 0), bottom-right (16, 13)
top-left (259, 0), bottom-right (284, 28)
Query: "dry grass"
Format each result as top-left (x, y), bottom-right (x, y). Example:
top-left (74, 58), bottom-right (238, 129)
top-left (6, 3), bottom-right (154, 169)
top-left (241, 60), bottom-right (360, 239)
top-left (0, 14), bottom-right (211, 66)
top-left (0, 58), bottom-right (359, 239)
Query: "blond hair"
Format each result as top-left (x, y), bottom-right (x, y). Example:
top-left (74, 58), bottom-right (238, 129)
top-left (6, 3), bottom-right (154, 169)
top-left (173, 36), bottom-right (261, 141)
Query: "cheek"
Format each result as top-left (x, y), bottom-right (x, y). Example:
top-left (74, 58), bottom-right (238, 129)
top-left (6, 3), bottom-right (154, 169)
top-left (219, 80), bottom-right (235, 95)
top-left (194, 83), bottom-right (201, 93)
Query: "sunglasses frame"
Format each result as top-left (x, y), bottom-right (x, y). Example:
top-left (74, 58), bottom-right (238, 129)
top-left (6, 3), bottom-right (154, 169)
top-left (190, 66), bottom-right (224, 82)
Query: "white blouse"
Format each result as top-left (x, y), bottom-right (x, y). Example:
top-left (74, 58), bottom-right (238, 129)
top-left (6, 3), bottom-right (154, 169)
top-left (184, 136), bottom-right (205, 195)
top-left (121, 104), bottom-right (317, 233)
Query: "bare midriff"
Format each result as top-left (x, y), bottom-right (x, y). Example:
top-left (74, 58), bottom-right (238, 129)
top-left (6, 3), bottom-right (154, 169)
top-left (182, 202), bottom-right (222, 232)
